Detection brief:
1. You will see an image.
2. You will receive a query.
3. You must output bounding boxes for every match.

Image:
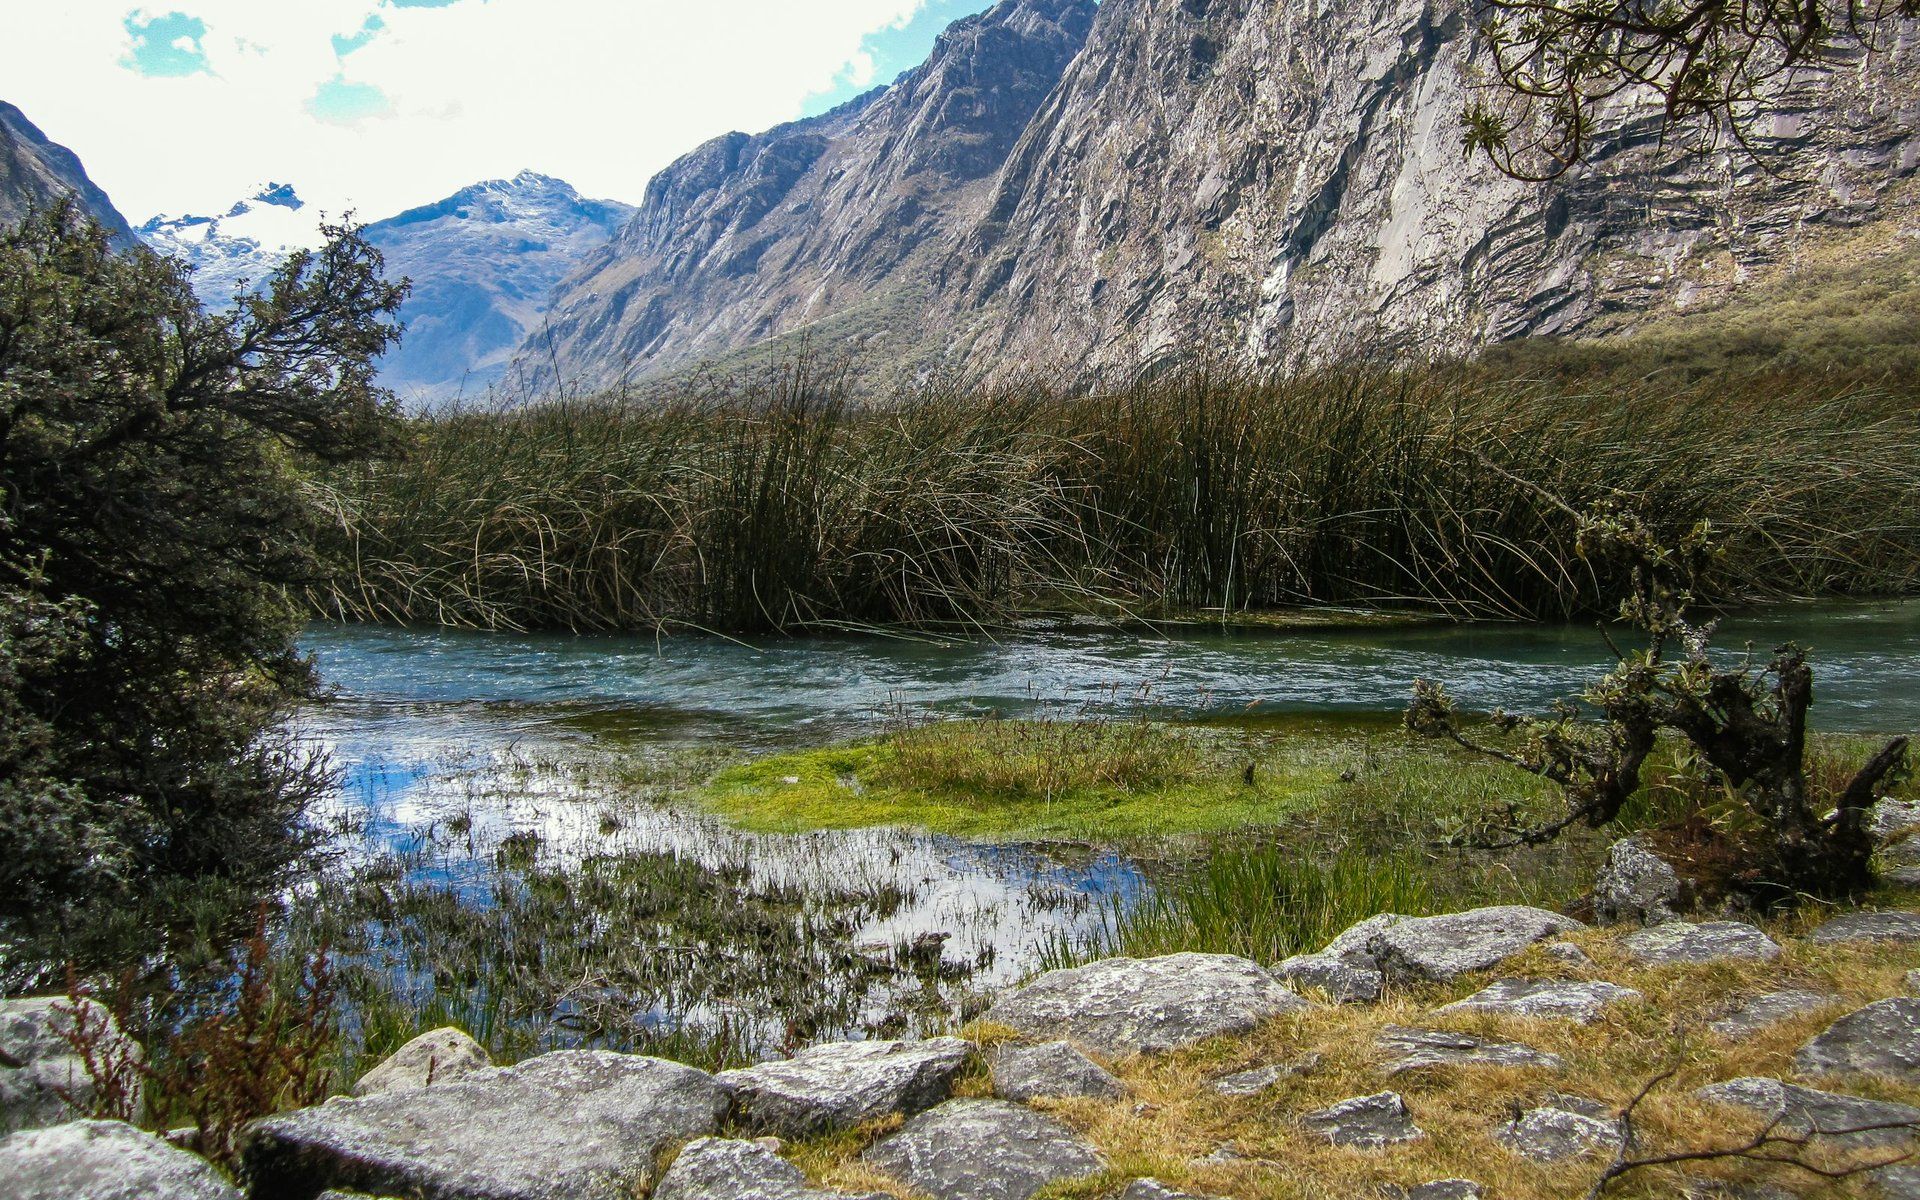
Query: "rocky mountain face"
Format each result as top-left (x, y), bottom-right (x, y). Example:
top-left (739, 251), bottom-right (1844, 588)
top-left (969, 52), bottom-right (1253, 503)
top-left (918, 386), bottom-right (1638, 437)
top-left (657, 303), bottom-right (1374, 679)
top-left (360, 171), bottom-right (634, 403)
top-left (138, 182), bottom-right (320, 306)
top-left (0, 101), bottom-right (133, 243)
top-left (523, 0), bottom-right (1097, 392)
top-left (521, 0), bottom-right (1919, 393)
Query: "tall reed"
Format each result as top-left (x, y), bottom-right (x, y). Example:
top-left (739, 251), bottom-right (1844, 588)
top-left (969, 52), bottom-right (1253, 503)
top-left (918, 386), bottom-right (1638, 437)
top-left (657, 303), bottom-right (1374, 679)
top-left (311, 359), bottom-right (1920, 632)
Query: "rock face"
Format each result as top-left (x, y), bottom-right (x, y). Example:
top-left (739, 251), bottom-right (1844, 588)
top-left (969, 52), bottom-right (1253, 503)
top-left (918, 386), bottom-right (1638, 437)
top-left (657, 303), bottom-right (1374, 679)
top-left (243, 1050), bottom-right (730, 1200)
top-left (1431, 977), bottom-right (1640, 1024)
top-left (1359, 906), bottom-right (1585, 983)
top-left (654, 1138), bottom-right (887, 1200)
top-left (1808, 910), bottom-right (1920, 945)
top-left (718, 1037), bottom-right (970, 1136)
top-left (361, 172), bottom-right (634, 403)
top-left (1697, 1077), bottom-right (1920, 1149)
top-left (514, 0), bottom-right (1919, 392)
top-left (864, 1099), bottom-right (1104, 1200)
top-left (1797, 998), bottom-right (1920, 1083)
top-left (991, 1041), bottom-right (1124, 1101)
top-left (982, 953), bottom-right (1307, 1056)
top-left (0, 101), bottom-right (134, 242)
top-left (0, 1120), bottom-right (239, 1200)
top-left (1298, 1091), bottom-right (1423, 1148)
top-left (1621, 921), bottom-right (1782, 966)
top-left (1592, 835), bottom-right (1688, 925)
top-left (0, 996), bottom-right (142, 1134)
top-left (351, 1027), bottom-right (492, 1097)
top-left (1376, 1025), bottom-right (1564, 1073)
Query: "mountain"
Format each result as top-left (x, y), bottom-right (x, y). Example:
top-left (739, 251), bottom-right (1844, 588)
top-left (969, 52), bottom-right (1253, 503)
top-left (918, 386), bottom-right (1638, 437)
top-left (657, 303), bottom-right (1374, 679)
top-left (138, 183), bottom-right (320, 305)
top-left (520, 0), bottom-right (1920, 392)
top-left (521, 0), bottom-right (1097, 392)
top-left (0, 101), bottom-right (134, 242)
top-left (361, 171), bottom-right (634, 403)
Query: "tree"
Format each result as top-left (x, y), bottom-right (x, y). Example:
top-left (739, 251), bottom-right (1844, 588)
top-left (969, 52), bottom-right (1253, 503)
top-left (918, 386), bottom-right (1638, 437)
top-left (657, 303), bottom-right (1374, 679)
top-left (0, 200), bottom-right (405, 930)
top-left (1406, 504), bottom-right (1910, 902)
top-left (1463, 0), bottom-right (1918, 180)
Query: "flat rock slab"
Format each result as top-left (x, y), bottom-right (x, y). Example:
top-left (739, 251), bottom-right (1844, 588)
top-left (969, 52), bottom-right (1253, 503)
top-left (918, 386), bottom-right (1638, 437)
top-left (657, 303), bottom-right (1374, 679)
top-left (654, 1138), bottom-right (888, 1200)
top-left (352, 1027), bottom-right (491, 1097)
top-left (982, 953), bottom-right (1307, 1056)
top-left (991, 1041), bottom-right (1123, 1102)
top-left (0, 997), bottom-right (143, 1134)
top-left (1364, 906), bottom-right (1585, 983)
top-left (1432, 977), bottom-right (1640, 1023)
top-left (244, 1050), bottom-right (729, 1200)
top-left (1708, 990), bottom-right (1838, 1040)
top-left (720, 1037), bottom-right (969, 1136)
top-left (1376, 1025), bottom-right (1564, 1073)
top-left (1809, 911), bottom-right (1920, 945)
top-left (864, 1099), bottom-right (1103, 1200)
top-left (1873, 798), bottom-right (1920, 839)
top-left (1299, 1091), bottom-right (1423, 1148)
top-left (1495, 1100), bottom-right (1623, 1162)
top-left (1211, 1063), bottom-right (1286, 1097)
top-left (1387, 1183), bottom-right (1484, 1200)
top-left (1274, 951), bottom-right (1382, 1003)
top-left (1873, 1163), bottom-right (1920, 1198)
top-left (1797, 998), bottom-right (1920, 1084)
top-left (0, 1119), bottom-right (239, 1200)
top-left (1621, 921), bottom-right (1781, 966)
top-left (1697, 1076), bottom-right (1920, 1149)
top-left (1118, 1182), bottom-right (1216, 1200)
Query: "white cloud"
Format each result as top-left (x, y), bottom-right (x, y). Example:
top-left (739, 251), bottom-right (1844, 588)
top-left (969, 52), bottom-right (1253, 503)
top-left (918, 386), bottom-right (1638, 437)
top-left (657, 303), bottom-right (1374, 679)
top-left (1, 0), bottom-right (931, 222)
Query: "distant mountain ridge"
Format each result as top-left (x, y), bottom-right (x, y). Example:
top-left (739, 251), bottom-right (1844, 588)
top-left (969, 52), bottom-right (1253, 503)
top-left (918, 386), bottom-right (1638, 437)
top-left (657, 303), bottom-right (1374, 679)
top-left (0, 101), bottom-right (133, 242)
top-left (138, 182), bottom-right (320, 305)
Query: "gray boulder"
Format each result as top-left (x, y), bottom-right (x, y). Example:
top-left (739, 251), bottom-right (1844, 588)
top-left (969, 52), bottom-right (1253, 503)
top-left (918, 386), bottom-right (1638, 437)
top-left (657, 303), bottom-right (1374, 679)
top-left (1363, 907), bottom-right (1585, 983)
top-left (1621, 921), bottom-right (1781, 966)
top-left (1796, 998), bottom-right (1920, 1083)
top-left (352, 1027), bottom-right (491, 1097)
top-left (654, 1138), bottom-right (888, 1200)
top-left (1495, 1097), bottom-right (1623, 1162)
top-left (1880, 838), bottom-right (1920, 888)
top-left (1708, 990), bottom-right (1838, 1040)
top-left (1908, 968), bottom-right (1920, 996)
top-left (1593, 835), bottom-right (1688, 925)
top-left (1376, 1025), bottom-right (1564, 1073)
top-left (991, 1041), bottom-right (1122, 1102)
top-left (1541, 942), bottom-right (1596, 968)
top-left (1210, 1059), bottom-right (1316, 1098)
top-left (864, 1099), bottom-right (1103, 1200)
top-left (0, 997), bottom-right (143, 1133)
top-left (1697, 1076), bottom-right (1920, 1149)
top-left (1808, 911), bottom-right (1920, 945)
top-left (719, 1038), bottom-right (969, 1136)
top-left (1872, 798), bottom-right (1920, 840)
top-left (243, 1050), bottom-right (729, 1200)
top-left (0, 1119), bottom-right (238, 1200)
top-left (1396, 1183), bottom-right (1484, 1200)
top-left (1431, 977), bottom-right (1640, 1024)
top-left (1298, 1091), bottom-right (1423, 1148)
top-left (1273, 950), bottom-right (1383, 1003)
top-left (1118, 1182), bottom-right (1215, 1200)
top-left (982, 954), bottom-right (1307, 1056)
top-left (1874, 1163), bottom-right (1920, 1198)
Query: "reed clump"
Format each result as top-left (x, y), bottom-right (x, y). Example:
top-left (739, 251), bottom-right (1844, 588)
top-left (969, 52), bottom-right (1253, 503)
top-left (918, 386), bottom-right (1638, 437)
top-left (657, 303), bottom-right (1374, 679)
top-left (312, 359), bottom-right (1920, 632)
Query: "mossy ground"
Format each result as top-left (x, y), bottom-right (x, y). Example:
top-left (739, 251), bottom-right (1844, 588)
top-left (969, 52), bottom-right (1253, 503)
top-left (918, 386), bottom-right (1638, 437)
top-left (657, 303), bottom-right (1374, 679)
top-left (789, 897), bottom-right (1920, 1200)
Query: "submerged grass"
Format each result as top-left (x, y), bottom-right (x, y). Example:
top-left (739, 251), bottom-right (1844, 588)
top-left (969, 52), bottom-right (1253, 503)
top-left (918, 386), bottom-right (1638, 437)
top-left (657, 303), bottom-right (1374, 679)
top-left (312, 359), bottom-right (1920, 633)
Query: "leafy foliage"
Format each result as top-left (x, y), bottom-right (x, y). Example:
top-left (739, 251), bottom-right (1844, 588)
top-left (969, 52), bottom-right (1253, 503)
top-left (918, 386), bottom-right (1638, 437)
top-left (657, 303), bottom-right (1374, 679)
top-left (0, 200), bottom-right (404, 928)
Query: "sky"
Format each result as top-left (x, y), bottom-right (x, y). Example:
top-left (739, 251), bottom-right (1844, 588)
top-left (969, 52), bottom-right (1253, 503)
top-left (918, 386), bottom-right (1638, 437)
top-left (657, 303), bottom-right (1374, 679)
top-left (0, 0), bottom-right (996, 225)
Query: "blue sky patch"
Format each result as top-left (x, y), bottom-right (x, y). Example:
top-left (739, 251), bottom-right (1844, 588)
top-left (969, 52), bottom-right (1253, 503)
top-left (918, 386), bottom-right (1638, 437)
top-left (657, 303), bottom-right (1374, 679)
top-left (121, 9), bottom-right (211, 77)
top-left (802, 0), bottom-right (995, 116)
top-left (308, 76), bottom-right (394, 123)
top-left (332, 15), bottom-right (386, 58)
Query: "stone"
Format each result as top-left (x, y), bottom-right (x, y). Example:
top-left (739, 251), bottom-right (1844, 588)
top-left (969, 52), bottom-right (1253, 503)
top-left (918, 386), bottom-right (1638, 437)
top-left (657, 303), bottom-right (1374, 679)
top-left (1873, 798), bottom-right (1920, 840)
top-left (982, 953), bottom-right (1307, 1056)
top-left (1874, 1163), bottom-right (1920, 1198)
top-left (1679, 1178), bottom-right (1803, 1200)
top-left (1697, 1077), bottom-right (1920, 1149)
top-left (1593, 835), bottom-right (1688, 924)
top-left (1210, 1062), bottom-right (1300, 1097)
top-left (0, 996), bottom-right (143, 1134)
top-left (991, 1041), bottom-right (1123, 1102)
top-left (1274, 951), bottom-right (1383, 1003)
top-left (1495, 1099), bottom-right (1623, 1162)
top-left (1808, 910), bottom-right (1920, 945)
top-left (863, 1099), bottom-right (1104, 1200)
top-left (1376, 1025), bottom-right (1564, 1073)
top-left (351, 1026), bottom-right (492, 1097)
top-left (1542, 942), bottom-right (1595, 968)
top-left (1362, 906), bottom-right (1586, 983)
top-left (0, 1119), bottom-right (239, 1200)
top-left (653, 1138), bottom-right (888, 1200)
top-left (1299, 1091), bottom-right (1423, 1148)
top-left (1707, 990), bottom-right (1838, 1039)
top-left (1118, 1182), bottom-right (1214, 1200)
top-left (719, 1037), bottom-right (970, 1136)
top-left (243, 1050), bottom-right (730, 1200)
top-left (1400, 1183), bottom-right (1484, 1200)
top-left (1431, 977), bottom-right (1641, 1023)
top-left (1621, 921), bottom-right (1781, 966)
top-left (1796, 999), bottom-right (1920, 1084)
top-left (1908, 968), bottom-right (1920, 996)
